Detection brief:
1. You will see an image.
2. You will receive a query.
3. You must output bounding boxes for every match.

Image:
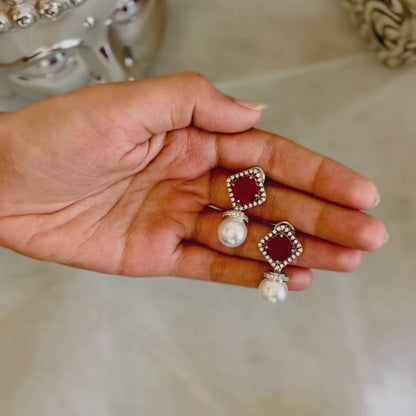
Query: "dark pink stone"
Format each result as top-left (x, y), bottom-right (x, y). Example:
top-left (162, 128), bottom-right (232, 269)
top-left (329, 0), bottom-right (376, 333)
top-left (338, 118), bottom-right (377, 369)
top-left (266, 234), bottom-right (294, 262)
top-left (231, 175), bottom-right (259, 206)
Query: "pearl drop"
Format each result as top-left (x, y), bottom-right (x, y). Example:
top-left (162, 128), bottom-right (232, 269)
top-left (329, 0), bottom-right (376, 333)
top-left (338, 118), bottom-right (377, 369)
top-left (217, 218), bottom-right (247, 247)
top-left (259, 279), bottom-right (288, 303)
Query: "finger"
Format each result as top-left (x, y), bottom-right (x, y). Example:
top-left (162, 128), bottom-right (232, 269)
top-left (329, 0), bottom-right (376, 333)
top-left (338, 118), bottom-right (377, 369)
top-left (209, 168), bottom-right (386, 251)
top-left (173, 242), bottom-right (313, 290)
top-left (103, 72), bottom-right (264, 135)
top-left (214, 129), bottom-right (379, 210)
top-left (189, 208), bottom-right (362, 272)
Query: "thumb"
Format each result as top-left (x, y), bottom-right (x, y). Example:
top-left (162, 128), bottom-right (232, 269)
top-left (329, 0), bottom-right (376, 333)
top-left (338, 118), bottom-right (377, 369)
top-left (105, 72), bottom-right (264, 134)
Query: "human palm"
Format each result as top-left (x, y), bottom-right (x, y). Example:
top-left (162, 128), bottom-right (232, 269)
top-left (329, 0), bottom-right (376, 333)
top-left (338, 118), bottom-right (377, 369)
top-left (0, 73), bottom-right (386, 290)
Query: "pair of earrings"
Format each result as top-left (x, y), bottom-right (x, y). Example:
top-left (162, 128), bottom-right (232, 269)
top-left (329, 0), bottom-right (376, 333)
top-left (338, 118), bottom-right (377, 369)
top-left (217, 167), bottom-right (303, 303)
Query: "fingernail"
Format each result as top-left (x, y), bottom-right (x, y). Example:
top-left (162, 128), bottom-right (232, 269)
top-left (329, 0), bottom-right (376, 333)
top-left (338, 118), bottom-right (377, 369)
top-left (235, 100), bottom-right (267, 111)
top-left (384, 231), bottom-right (389, 245)
top-left (372, 192), bottom-right (381, 208)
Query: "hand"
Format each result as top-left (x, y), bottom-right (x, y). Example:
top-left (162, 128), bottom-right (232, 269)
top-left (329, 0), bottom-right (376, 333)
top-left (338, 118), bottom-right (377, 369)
top-left (0, 73), bottom-right (386, 290)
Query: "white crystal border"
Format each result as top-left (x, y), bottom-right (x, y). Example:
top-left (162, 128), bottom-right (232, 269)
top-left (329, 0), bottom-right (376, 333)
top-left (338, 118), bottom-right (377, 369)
top-left (263, 271), bottom-right (289, 283)
top-left (258, 222), bottom-right (303, 271)
top-left (222, 210), bottom-right (249, 223)
top-left (226, 167), bottom-right (266, 211)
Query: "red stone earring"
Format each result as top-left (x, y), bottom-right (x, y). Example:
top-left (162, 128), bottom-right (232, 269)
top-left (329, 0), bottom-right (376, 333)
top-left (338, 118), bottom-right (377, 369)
top-left (217, 167), bottom-right (266, 248)
top-left (258, 221), bottom-right (303, 302)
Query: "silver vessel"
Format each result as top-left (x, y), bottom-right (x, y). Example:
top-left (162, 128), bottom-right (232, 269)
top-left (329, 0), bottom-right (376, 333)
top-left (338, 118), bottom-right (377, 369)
top-left (0, 0), bottom-right (166, 101)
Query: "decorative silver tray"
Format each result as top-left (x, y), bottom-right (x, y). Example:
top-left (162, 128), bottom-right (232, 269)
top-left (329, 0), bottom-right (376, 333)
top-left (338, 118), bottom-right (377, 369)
top-left (0, 0), bottom-right (166, 101)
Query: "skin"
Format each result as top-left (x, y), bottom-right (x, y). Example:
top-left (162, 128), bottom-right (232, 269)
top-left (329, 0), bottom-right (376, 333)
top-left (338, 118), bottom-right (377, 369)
top-left (0, 72), bottom-right (387, 290)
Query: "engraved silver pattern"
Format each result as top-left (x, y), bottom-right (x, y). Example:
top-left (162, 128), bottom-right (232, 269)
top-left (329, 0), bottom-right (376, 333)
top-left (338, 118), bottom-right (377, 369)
top-left (0, 0), bottom-right (166, 100)
top-left (38, 0), bottom-right (63, 19)
top-left (0, 0), bottom-right (86, 33)
top-left (11, 3), bottom-right (37, 27)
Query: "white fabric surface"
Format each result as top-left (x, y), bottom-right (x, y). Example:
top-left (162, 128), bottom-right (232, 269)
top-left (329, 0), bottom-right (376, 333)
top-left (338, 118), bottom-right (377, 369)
top-left (1, 1), bottom-right (415, 415)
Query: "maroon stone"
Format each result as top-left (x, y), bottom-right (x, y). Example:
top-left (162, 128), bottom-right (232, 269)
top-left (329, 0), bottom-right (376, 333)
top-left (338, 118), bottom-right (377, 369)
top-left (265, 234), bottom-right (294, 262)
top-left (231, 175), bottom-right (259, 206)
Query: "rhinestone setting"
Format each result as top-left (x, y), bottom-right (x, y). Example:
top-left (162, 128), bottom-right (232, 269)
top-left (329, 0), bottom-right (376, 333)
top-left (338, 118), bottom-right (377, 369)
top-left (258, 221), bottom-right (303, 272)
top-left (258, 221), bottom-right (303, 303)
top-left (218, 167), bottom-right (266, 248)
top-left (226, 167), bottom-right (266, 211)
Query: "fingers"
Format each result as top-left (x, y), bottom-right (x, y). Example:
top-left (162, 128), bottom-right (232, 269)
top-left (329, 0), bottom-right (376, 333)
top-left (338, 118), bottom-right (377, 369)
top-left (209, 168), bottom-right (387, 251)
top-left (188, 208), bottom-right (363, 272)
top-left (106, 72), bottom-right (263, 135)
top-left (214, 129), bottom-right (379, 210)
top-left (173, 242), bottom-right (312, 290)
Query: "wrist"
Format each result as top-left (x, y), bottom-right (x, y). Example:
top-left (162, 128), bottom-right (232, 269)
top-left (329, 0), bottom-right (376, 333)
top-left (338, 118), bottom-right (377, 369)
top-left (0, 112), bottom-right (18, 216)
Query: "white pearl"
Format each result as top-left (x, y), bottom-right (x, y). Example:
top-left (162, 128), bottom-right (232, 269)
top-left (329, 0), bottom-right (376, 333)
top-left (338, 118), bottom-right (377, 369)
top-left (217, 218), bottom-right (247, 247)
top-left (259, 279), bottom-right (288, 303)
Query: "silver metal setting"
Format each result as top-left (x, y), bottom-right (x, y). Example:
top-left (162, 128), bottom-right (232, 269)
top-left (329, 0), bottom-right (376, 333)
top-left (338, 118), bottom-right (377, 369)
top-left (226, 166), bottom-right (267, 211)
top-left (275, 221), bottom-right (295, 233)
top-left (258, 221), bottom-right (302, 301)
top-left (258, 221), bottom-right (303, 272)
top-left (222, 210), bottom-right (249, 223)
top-left (218, 167), bottom-right (266, 248)
top-left (0, 0), bottom-right (88, 34)
top-left (263, 271), bottom-right (289, 283)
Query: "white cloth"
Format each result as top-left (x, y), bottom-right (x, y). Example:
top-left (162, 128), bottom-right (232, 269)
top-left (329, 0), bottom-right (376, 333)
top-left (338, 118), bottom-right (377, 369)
top-left (1, 1), bottom-right (415, 415)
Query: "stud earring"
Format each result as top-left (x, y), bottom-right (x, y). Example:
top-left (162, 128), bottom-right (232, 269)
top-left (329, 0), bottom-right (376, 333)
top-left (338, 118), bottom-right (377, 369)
top-left (217, 167), bottom-right (266, 248)
top-left (258, 221), bottom-right (303, 302)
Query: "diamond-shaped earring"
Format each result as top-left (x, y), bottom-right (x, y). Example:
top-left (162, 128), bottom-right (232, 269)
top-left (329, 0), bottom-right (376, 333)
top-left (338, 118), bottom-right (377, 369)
top-left (217, 167), bottom-right (266, 248)
top-left (258, 221), bottom-right (303, 302)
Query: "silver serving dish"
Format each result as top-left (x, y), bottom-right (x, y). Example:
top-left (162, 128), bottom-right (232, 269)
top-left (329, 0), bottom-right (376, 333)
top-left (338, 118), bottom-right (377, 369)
top-left (0, 0), bottom-right (166, 101)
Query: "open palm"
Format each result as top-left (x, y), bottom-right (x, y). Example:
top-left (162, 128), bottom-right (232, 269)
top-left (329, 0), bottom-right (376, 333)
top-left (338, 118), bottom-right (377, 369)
top-left (0, 73), bottom-right (386, 290)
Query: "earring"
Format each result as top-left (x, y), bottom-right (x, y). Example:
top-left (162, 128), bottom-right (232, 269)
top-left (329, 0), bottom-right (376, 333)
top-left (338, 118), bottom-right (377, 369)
top-left (217, 167), bottom-right (266, 248)
top-left (258, 221), bottom-right (303, 302)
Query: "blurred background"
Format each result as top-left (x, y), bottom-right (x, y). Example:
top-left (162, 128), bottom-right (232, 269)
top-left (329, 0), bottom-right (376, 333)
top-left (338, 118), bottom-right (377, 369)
top-left (1, 0), bottom-right (415, 415)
